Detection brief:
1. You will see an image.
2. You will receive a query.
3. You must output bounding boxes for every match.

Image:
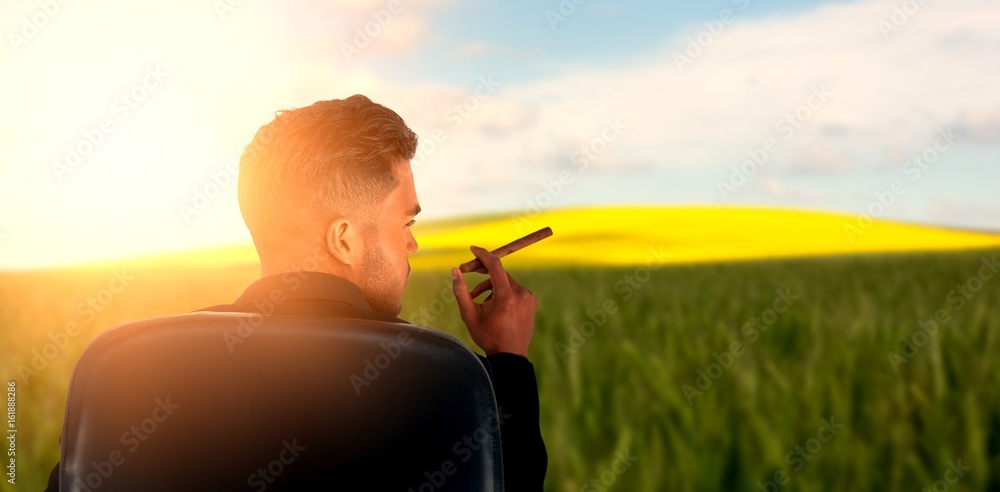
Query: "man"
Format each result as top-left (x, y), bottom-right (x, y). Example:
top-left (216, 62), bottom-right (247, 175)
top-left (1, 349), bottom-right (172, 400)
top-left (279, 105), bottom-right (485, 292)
top-left (45, 94), bottom-right (547, 490)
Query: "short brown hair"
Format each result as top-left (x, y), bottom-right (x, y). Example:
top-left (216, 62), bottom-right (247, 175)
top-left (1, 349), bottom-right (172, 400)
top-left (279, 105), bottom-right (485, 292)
top-left (238, 95), bottom-right (418, 252)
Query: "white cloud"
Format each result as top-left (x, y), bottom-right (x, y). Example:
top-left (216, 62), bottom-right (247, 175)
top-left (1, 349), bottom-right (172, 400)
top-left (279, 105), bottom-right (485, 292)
top-left (453, 41), bottom-right (496, 58)
top-left (953, 107), bottom-right (1000, 143)
top-left (783, 146), bottom-right (855, 175)
top-left (929, 199), bottom-right (1000, 230)
top-left (408, 0), bottom-right (999, 178)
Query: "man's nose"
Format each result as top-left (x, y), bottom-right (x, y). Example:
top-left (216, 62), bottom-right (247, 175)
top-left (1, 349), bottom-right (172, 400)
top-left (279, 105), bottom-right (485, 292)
top-left (407, 234), bottom-right (418, 254)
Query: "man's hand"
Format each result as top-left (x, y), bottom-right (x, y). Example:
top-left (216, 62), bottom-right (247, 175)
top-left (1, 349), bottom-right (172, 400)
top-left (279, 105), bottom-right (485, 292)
top-left (452, 245), bottom-right (538, 358)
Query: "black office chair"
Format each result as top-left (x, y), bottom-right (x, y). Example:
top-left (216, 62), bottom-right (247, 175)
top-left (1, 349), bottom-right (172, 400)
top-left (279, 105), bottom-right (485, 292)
top-left (57, 311), bottom-right (504, 491)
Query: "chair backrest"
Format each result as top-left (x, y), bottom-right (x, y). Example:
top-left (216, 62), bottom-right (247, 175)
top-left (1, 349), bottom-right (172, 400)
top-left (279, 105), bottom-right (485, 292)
top-left (59, 311), bottom-right (504, 491)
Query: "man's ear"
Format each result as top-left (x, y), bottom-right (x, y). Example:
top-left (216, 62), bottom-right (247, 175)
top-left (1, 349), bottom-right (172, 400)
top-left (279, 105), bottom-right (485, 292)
top-left (324, 216), bottom-right (361, 267)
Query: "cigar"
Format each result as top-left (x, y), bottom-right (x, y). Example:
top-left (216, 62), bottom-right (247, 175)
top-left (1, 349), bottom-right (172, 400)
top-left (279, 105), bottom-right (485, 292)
top-left (458, 227), bottom-right (553, 273)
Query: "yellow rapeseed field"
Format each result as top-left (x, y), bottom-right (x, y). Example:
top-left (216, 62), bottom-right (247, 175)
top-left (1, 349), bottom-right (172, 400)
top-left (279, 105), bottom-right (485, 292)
top-left (89, 205), bottom-right (1000, 272)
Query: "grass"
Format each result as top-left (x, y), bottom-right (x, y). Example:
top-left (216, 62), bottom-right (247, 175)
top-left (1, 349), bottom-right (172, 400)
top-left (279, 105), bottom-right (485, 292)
top-left (2, 247), bottom-right (999, 490)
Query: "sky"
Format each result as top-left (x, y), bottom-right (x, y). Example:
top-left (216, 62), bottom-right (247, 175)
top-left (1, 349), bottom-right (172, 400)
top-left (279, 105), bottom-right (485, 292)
top-left (1, 0), bottom-right (998, 269)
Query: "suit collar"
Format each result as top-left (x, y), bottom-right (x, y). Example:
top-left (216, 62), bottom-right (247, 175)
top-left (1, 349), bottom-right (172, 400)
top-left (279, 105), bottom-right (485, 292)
top-left (232, 271), bottom-right (407, 324)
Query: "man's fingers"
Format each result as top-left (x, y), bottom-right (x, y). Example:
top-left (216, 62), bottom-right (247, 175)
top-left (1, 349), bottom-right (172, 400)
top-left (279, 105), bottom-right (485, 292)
top-left (504, 270), bottom-right (522, 291)
top-left (470, 245), bottom-right (512, 296)
top-left (469, 278), bottom-right (493, 299)
top-left (451, 268), bottom-right (476, 321)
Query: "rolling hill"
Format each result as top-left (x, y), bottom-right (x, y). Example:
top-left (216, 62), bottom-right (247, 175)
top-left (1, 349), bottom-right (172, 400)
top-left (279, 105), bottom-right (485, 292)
top-left (52, 205), bottom-right (1000, 272)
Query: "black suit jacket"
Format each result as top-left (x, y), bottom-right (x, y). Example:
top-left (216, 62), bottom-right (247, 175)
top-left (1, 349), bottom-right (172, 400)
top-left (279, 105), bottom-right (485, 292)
top-left (45, 271), bottom-right (547, 491)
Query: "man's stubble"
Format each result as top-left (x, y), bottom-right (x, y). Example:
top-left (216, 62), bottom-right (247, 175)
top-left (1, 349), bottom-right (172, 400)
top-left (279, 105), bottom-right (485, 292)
top-left (358, 231), bottom-right (402, 316)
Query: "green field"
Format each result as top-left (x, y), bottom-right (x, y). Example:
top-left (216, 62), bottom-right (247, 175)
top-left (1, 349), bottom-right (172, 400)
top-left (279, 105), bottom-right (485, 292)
top-left (2, 249), bottom-right (999, 491)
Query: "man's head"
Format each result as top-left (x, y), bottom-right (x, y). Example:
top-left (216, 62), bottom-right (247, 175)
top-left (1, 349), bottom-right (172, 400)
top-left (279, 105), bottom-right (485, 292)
top-left (238, 95), bottom-right (420, 315)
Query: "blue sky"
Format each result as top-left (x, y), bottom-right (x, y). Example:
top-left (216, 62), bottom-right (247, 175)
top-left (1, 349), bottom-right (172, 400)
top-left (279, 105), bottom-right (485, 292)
top-left (1, 0), bottom-right (998, 268)
top-left (385, 0), bottom-right (849, 84)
